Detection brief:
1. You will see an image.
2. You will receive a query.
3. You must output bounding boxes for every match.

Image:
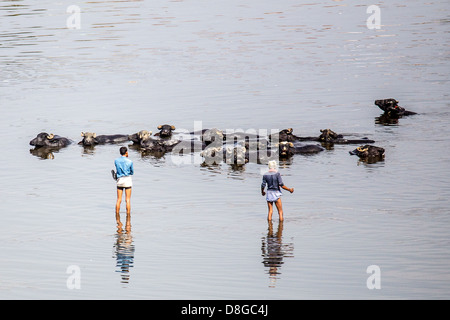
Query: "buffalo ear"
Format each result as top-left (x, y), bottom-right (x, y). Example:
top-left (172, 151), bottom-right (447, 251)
top-left (289, 142), bottom-right (294, 147)
top-left (47, 133), bottom-right (54, 140)
top-left (171, 125), bottom-right (176, 130)
top-left (93, 133), bottom-right (97, 138)
top-left (157, 125), bottom-right (162, 130)
top-left (320, 129), bottom-right (324, 133)
top-left (287, 128), bottom-right (293, 133)
top-left (81, 132), bottom-right (85, 137)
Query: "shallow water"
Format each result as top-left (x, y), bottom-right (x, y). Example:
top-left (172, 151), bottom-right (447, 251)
top-left (0, 0), bottom-right (449, 299)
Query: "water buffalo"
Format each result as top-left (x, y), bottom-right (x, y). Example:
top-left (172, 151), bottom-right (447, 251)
top-left (199, 128), bottom-right (264, 146)
top-left (30, 132), bottom-right (72, 148)
top-left (199, 128), bottom-right (224, 146)
top-left (374, 99), bottom-right (417, 118)
top-left (171, 140), bottom-right (206, 155)
top-left (128, 130), bottom-right (152, 145)
top-left (224, 145), bottom-right (247, 165)
top-left (200, 145), bottom-right (225, 165)
top-left (78, 132), bottom-right (129, 146)
top-left (200, 144), bottom-right (248, 165)
top-left (154, 124), bottom-right (176, 138)
top-left (318, 129), bottom-right (375, 144)
top-left (278, 141), bottom-right (324, 158)
top-left (269, 128), bottom-right (302, 142)
top-left (142, 139), bottom-right (172, 153)
top-left (349, 145), bottom-right (385, 161)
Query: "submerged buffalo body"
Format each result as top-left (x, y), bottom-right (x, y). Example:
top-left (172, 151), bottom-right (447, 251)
top-left (374, 99), bottom-right (417, 118)
top-left (318, 129), bottom-right (375, 144)
top-left (278, 141), bottom-right (324, 158)
top-left (78, 132), bottom-right (129, 146)
top-left (200, 145), bottom-right (248, 165)
top-left (30, 132), bottom-right (72, 148)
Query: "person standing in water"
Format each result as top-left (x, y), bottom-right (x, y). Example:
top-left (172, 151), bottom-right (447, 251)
top-left (261, 160), bottom-right (294, 221)
top-left (113, 146), bottom-right (134, 231)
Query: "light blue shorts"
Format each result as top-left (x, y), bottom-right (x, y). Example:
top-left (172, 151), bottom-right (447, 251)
top-left (266, 190), bottom-right (282, 202)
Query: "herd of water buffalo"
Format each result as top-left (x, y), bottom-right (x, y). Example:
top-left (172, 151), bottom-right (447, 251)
top-left (29, 99), bottom-right (417, 163)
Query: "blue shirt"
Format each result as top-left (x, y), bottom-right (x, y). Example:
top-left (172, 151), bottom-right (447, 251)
top-left (115, 156), bottom-right (134, 178)
top-left (261, 171), bottom-right (284, 191)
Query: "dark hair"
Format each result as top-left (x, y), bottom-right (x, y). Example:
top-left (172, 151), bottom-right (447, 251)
top-left (120, 147), bottom-right (128, 155)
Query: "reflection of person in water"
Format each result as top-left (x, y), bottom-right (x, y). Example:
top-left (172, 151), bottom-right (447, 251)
top-left (261, 221), bottom-right (294, 287)
top-left (113, 227), bottom-right (135, 284)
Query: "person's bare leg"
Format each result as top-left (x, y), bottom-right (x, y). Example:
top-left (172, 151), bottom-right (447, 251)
top-left (267, 201), bottom-right (274, 221)
top-left (125, 188), bottom-right (132, 230)
top-left (116, 188), bottom-right (123, 230)
top-left (275, 198), bottom-right (284, 221)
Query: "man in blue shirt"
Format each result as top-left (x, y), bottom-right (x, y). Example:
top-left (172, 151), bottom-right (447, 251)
top-left (114, 147), bottom-right (134, 231)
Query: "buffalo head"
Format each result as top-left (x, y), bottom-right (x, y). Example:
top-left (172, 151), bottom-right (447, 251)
top-left (129, 130), bottom-right (152, 144)
top-left (156, 124), bottom-right (176, 138)
top-left (375, 99), bottom-right (399, 112)
top-left (349, 145), bottom-right (385, 159)
top-left (278, 141), bottom-right (294, 158)
top-left (79, 132), bottom-right (98, 146)
top-left (30, 132), bottom-right (71, 148)
top-left (319, 129), bottom-right (342, 143)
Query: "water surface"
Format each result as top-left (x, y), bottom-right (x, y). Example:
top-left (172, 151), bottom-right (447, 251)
top-left (0, 0), bottom-right (449, 299)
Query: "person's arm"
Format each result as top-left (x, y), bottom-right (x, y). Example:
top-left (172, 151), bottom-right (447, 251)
top-left (261, 176), bottom-right (266, 196)
top-left (114, 159), bottom-right (120, 176)
top-left (130, 161), bottom-right (134, 176)
top-left (278, 173), bottom-right (293, 193)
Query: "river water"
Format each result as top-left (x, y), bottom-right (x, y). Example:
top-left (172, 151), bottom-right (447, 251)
top-left (0, 0), bottom-right (449, 299)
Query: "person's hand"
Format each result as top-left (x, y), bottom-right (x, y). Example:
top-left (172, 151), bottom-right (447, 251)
top-left (290, 188), bottom-right (294, 193)
top-left (261, 191), bottom-right (266, 196)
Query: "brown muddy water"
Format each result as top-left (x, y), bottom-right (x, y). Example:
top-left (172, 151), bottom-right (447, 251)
top-left (0, 0), bottom-right (449, 299)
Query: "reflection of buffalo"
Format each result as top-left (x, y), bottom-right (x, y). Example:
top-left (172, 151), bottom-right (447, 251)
top-left (78, 132), bottom-right (129, 146)
top-left (29, 147), bottom-right (56, 159)
top-left (30, 132), bottom-right (72, 148)
top-left (349, 145), bottom-right (385, 162)
top-left (375, 99), bottom-right (417, 119)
